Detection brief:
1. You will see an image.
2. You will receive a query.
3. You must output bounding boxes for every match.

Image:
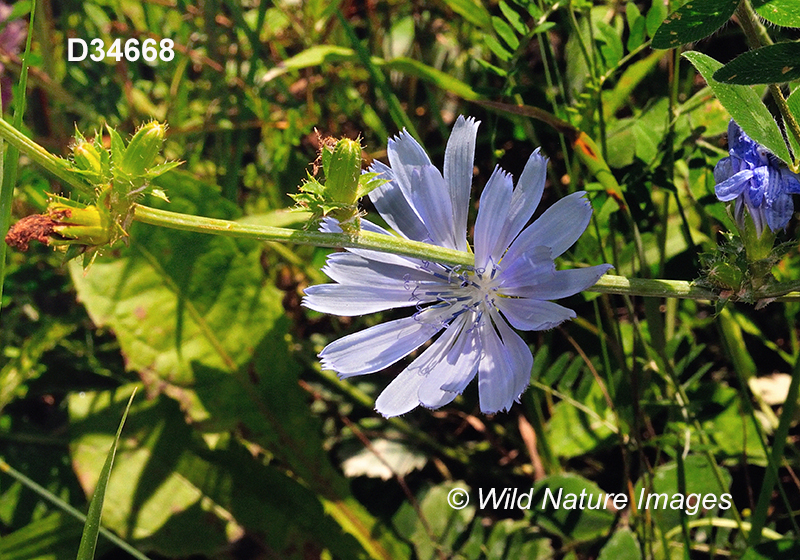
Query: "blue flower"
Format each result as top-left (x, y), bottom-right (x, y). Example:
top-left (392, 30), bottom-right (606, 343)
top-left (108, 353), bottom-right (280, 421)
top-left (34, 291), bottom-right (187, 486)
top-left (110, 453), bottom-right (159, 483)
top-left (715, 120), bottom-right (800, 236)
top-left (303, 116), bottom-right (611, 417)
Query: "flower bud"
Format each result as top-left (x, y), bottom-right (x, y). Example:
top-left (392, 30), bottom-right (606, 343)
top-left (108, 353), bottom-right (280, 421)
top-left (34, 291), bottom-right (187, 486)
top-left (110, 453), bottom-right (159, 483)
top-left (48, 203), bottom-right (113, 248)
top-left (73, 141), bottom-right (104, 177)
top-left (120, 121), bottom-right (166, 177)
top-left (323, 137), bottom-right (362, 206)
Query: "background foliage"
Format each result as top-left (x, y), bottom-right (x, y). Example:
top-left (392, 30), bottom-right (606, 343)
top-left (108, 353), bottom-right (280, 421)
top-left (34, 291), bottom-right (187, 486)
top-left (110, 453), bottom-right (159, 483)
top-left (2, 0), bottom-right (800, 558)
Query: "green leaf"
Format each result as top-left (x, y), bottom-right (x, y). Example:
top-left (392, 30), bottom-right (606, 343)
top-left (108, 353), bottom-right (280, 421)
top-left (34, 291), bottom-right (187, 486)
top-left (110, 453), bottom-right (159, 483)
top-left (753, 0), bottom-right (800, 28)
top-left (69, 176), bottom-right (407, 560)
top-left (384, 57), bottom-right (481, 100)
top-left (492, 16), bottom-right (520, 51)
top-left (76, 390), bottom-right (136, 560)
top-left (70, 387), bottom-right (232, 555)
top-left (683, 51), bottom-right (792, 165)
top-left (499, 0), bottom-right (526, 34)
top-left (530, 474), bottom-right (616, 542)
top-left (742, 539), bottom-right (800, 559)
top-left (0, 512), bottom-right (86, 560)
top-left (393, 482), bottom-right (475, 559)
top-left (485, 34), bottom-right (513, 62)
top-left (633, 454), bottom-right (732, 532)
top-left (440, 0), bottom-right (492, 29)
top-left (596, 20), bottom-right (623, 69)
top-left (713, 43), bottom-right (800, 84)
top-left (597, 527), bottom-right (642, 560)
top-left (652, 0), bottom-right (739, 49)
top-left (262, 45), bottom-right (357, 82)
top-left (546, 381), bottom-right (616, 458)
top-left (625, 2), bottom-right (647, 50)
top-left (645, 0), bottom-right (668, 37)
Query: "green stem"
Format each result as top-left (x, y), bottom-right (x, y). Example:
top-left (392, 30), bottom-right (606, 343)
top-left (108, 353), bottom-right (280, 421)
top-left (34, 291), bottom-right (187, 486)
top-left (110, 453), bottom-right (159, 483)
top-left (0, 117), bottom-right (91, 194)
top-left (131, 203), bottom-right (800, 301)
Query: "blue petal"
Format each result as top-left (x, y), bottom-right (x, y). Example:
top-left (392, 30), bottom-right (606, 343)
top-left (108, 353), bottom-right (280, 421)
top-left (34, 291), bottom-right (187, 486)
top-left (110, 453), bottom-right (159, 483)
top-left (417, 314), bottom-right (482, 408)
top-left (477, 312), bottom-right (533, 414)
top-left (713, 157), bottom-right (735, 183)
top-left (474, 166), bottom-right (513, 270)
top-left (714, 169), bottom-right (752, 202)
top-left (503, 191), bottom-right (592, 263)
top-left (499, 264), bottom-right (613, 299)
top-left (367, 161), bottom-right (429, 242)
top-left (303, 284), bottom-right (421, 315)
top-left (374, 316), bottom-right (465, 416)
top-left (748, 166), bottom-right (769, 206)
top-left (321, 252), bottom-right (441, 287)
top-left (780, 169), bottom-right (800, 194)
top-left (495, 297), bottom-right (576, 331)
top-left (496, 246), bottom-right (554, 289)
top-left (444, 116), bottom-right (480, 251)
top-left (410, 165), bottom-right (457, 248)
top-left (494, 150), bottom-right (548, 253)
top-left (318, 307), bottom-right (452, 377)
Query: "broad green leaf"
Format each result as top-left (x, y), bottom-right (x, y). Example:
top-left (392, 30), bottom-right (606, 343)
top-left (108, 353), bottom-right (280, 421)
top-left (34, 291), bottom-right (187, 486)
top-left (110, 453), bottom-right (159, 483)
top-left (598, 527), bottom-right (642, 560)
top-left (76, 390), bottom-right (136, 560)
top-left (713, 43), bottom-right (800, 85)
top-left (742, 539), bottom-right (800, 559)
top-left (70, 387), bottom-right (235, 555)
top-left (70, 176), bottom-right (406, 560)
top-left (652, 0), bottom-right (739, 49)
top-left (546, 381), bottom-right (616, 458)
top-left (530, 474), bottom-right (616, 542)
top-left (633, 455), bottom-right (732, 532)
top-left (753, 0), bottom-right (800, 28)
top-left (683, 51), bottom-right (792, 165)
top-left (70, 387), bottom-right (380, 560)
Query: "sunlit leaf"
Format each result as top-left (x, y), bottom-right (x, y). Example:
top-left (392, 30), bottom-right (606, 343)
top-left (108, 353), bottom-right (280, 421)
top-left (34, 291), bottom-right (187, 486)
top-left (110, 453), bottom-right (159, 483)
top-left (683, 51), bottom-right (792, 165)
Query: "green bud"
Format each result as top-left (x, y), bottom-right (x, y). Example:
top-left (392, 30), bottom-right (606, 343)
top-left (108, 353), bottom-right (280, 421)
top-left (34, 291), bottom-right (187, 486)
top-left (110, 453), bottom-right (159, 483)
top-left (48, 202), bottom-right (113, 248)
top-left (120, 121), bottom-right (167, 177)
top-left (73, 141), bottom-right (104, 177)
top-left (323, 137), bottom-right (362, 206)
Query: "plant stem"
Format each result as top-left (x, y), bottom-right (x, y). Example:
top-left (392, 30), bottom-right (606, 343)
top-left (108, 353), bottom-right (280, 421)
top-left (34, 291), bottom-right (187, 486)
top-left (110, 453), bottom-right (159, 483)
top-left (0, 117), bottom-right (91, 194)
top-left (132, 203), bottom-right (800, 301)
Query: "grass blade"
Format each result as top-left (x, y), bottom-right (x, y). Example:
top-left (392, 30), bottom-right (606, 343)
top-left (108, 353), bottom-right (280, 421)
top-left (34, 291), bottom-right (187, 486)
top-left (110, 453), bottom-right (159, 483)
top-left (76, 388), bottom-right (139, 560)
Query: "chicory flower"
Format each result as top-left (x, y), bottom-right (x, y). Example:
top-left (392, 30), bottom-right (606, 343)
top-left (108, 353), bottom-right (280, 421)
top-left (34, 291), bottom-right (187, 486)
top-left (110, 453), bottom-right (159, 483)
top-left (715, 120), bottom-right (800, 236)
top-left (304, 116), bottom-right (611, 416)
